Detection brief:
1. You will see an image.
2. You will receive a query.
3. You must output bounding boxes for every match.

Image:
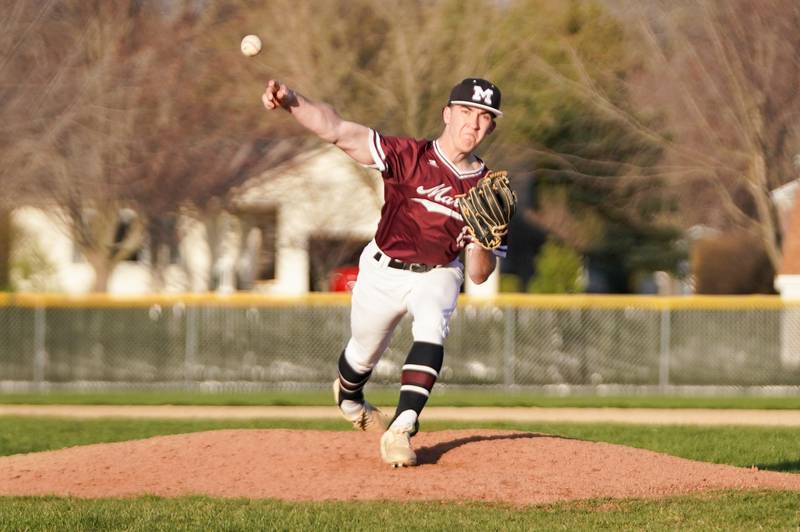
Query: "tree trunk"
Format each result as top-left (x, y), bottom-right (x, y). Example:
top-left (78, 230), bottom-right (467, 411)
top-left (149, 242), bottom-right (168, 292)
top-left (147, 219), bottom-right (175, 293)
top-left (86, 252), bottom-right (114, 292)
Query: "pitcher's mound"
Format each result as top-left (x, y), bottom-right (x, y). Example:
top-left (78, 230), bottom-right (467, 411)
top-left (1, 429), bottom-right (798, 505)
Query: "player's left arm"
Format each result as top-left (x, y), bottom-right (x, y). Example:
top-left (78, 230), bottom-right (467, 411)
top-left (465, 243), bottom-right (497, 284)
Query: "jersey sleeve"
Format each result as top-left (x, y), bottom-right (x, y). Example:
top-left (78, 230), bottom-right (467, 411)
top-left (367, 129), bottom-right (417, 182)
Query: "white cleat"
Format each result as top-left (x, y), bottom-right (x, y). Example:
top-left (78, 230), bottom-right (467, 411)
top-left (380, 427), bottom-right (417, 467)
top-left (332, 380), bottom-right (388, 432)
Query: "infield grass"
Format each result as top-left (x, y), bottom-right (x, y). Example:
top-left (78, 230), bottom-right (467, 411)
top-left (3, 389), bottom-right (800, 409)
top-left (0, 491), bottom-right (798, 531)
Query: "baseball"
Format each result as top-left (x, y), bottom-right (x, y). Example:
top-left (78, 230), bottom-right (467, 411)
top-left (240, 34), bottom-right (262, 57)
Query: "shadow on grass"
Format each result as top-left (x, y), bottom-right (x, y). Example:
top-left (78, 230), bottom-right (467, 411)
top-left (416, 432), bottom-right (560, 465)
top-left (754, 460), bottom-right (800, 473)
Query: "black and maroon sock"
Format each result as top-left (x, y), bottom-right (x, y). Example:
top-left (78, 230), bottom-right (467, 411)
top-left (336, 350), bottom-right (372, 404)
top-left (392, 341), bottom-right (444, 424)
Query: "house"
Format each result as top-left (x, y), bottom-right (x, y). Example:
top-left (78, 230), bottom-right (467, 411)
top-left (231, 145), bottom-right (384, 294)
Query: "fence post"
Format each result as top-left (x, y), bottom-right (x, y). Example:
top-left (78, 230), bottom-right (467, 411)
top-left (185, 306), bottom-right (198, 383)
top-left (659, 307), bottom-right (671, 388)
top-left (33, 305), bottom-right (46, 385)
top-left (503, 306), bottom-right (515, 386)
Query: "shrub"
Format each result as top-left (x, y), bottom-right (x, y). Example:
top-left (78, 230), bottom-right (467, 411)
top-left (528, 239), bottom-right (584, 293)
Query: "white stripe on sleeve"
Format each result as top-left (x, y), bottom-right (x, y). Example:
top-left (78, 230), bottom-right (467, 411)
top-left (368, 129), bottom-right (386, 172)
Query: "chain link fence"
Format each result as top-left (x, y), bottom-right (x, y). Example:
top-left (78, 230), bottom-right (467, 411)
top-left (1, 294), bottom-right (799, 393)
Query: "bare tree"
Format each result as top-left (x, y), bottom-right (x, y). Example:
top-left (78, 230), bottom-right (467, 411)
top-left (17, 1), bottom-right (154, 291)
top-left (2, 0), bottom-right (306, 291)
top-left (1, 1), bottom-right (132, 290)
top-left (0, 0), bottom-right (67, 288)
top-left (1, 0), bottom-right (57, 200)
top-left (536, 0), bottom-right (800, 272)
top-left (118, 4), bottom-right (303, 291)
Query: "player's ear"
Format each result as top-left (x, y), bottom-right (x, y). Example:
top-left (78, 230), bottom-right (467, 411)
top-left (442, 105), bottom-right (452, 125)
top-left (487, 119), bottom-right (496, 135)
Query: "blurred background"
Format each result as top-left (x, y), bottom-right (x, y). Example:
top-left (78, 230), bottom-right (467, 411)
top-left (3, 0), bottom-right (799, 297)
top-left (3, 0), bottom-right (800, 393)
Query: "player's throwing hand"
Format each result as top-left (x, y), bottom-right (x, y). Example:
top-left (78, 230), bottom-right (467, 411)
top-left (262, 79), bottom-right (296, 110)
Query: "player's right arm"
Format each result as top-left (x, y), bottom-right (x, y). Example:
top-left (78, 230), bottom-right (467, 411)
top-left (262, 79), bottom-right (372, 166)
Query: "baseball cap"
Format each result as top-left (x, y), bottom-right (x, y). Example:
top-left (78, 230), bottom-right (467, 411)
top-left (448, 78), bottom-right (502, 117)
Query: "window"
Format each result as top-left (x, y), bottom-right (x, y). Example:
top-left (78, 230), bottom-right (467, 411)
top-left (113, 209), bottom-right (142, 262)
top-left (71, 208), bottom-right (144, 263)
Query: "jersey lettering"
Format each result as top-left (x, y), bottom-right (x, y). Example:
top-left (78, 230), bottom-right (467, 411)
top-left (472, 86), bottom-right (494, 105)
top-left (410, 198), bottom-right (463, 220)
top-left (415, 184), bottom-right (459, 207)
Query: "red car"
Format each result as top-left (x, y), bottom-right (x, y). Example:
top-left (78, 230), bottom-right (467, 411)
top-left (329, 265), bottom-right (359, 292)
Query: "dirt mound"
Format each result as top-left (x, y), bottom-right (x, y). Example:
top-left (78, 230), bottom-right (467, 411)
top-left (1, 429), bottom-right (798, 505)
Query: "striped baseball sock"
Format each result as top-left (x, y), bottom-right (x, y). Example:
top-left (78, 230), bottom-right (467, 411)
top-left (336, 350), bottom-right (372, 404)
top-left (391, 341), bottom-right (443, 431)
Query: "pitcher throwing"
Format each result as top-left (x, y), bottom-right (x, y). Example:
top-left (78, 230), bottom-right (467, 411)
top-left (262, 77), bottom-right (510, 467)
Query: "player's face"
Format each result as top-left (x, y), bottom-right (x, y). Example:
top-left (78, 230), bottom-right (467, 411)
top-left (444, 104), bottom-right (496, 153)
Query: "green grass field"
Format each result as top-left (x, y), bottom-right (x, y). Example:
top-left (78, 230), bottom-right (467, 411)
top-left (0, 416), bottom-right (799, 530)
top-left (3, 389), bottom-right (800, 409)
top-left (1, 491), bottom-right (798, 531)
top-left (1, 391), bottom-right (799, 530)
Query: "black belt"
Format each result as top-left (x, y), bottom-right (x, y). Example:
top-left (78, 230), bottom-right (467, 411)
top-left (373, 252), bottom-right (437, 273)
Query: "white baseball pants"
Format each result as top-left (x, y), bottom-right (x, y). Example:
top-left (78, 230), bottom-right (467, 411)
top-left (343, 240), bottom-right (464, 373)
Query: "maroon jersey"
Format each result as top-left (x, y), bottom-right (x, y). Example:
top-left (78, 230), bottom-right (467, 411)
top-left (367, 129), bottom-right (507, 265)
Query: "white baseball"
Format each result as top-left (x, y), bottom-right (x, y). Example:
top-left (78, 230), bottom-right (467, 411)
top-left (240, 34), bottom-right (262, 57)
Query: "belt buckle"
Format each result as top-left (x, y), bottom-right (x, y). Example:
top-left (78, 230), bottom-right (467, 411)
top-left (409, 263), bottom-right (428, 273)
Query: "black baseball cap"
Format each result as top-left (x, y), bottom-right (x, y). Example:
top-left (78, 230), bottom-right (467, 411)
top-left (448, 78), bottom-right (502, 117)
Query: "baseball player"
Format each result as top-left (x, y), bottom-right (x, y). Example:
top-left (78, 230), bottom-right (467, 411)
top-left (262, 77), bottom-right (507, 467)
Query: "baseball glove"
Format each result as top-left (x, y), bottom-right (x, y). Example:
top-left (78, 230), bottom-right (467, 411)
top-left (458, 170), bottom-right (517, 250)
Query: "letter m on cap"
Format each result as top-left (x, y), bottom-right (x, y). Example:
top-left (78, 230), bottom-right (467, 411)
top-left (472, 86), bottom-right (494, 105)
